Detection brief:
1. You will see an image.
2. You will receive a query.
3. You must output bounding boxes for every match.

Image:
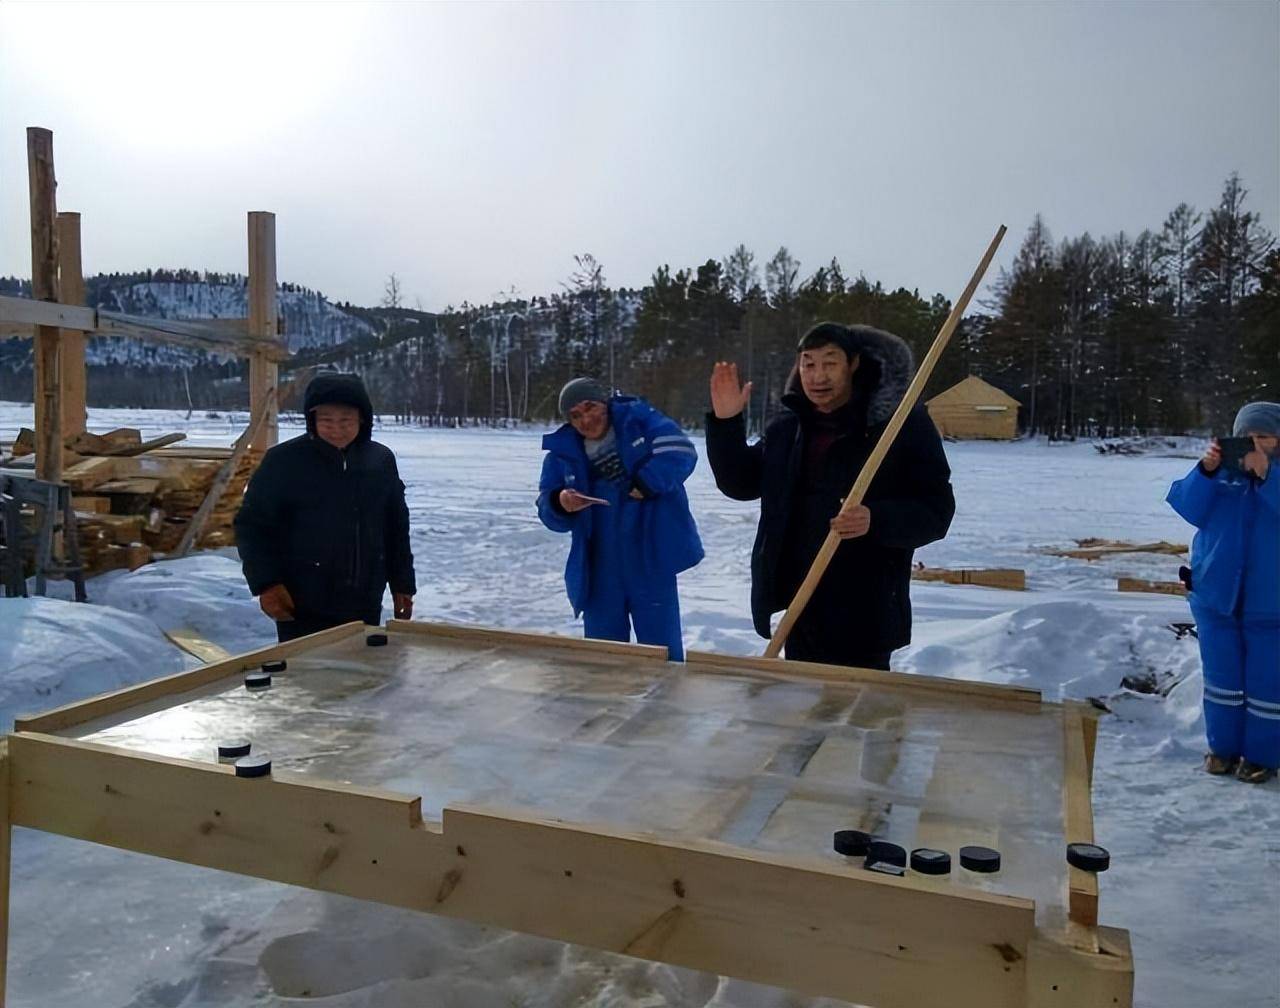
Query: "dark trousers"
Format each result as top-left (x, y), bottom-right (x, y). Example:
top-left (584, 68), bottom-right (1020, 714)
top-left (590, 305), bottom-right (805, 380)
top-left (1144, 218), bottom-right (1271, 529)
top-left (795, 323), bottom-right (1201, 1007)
top-left (782, 614), bottom-right (892, 670)
top-left (275, 609), bottom-right (381, 643)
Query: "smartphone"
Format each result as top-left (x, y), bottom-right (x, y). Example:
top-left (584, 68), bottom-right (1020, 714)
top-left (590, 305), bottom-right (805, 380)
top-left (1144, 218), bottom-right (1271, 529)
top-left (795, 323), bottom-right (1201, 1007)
top-left (1217, 436), bottom-right (1254, 474)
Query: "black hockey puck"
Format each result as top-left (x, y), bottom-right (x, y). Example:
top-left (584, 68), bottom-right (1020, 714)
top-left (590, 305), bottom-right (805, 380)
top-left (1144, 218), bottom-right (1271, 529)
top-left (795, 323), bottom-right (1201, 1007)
top-left (1066, 843), bottom-right (1110, 873)
top-left (910, 848), bottom-right (952, 875)
top-left (244, 671), bottom-right (272, 692)
top-left (217, 739), bottom-right (251, 761)
top-left (366, 632), bottom-right (388, 647)
top-left (865, 840), bottom-right (907, 868)
top-left (234, 754), bottom-right (272, 778)
top-left (959, 845), bottom-right (1001, 873)
top-left (262, 659), bottom-right (287, 674)
top-left (833, 829), bottom-right (874, 857)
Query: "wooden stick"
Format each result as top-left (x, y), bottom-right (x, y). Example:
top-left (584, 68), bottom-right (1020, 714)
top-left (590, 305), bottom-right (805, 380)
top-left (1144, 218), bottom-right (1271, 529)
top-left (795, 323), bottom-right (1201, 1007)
top-left (764, 226), bottom-right (1007, 659)
top-left (173, 388), bottom-right (275, 557)
top-left (247, 212), bottom-right (280, 452)
top-left (56, 212), bottom-right (86, 439)
top-left (28, 128), bottom-right (63, 485)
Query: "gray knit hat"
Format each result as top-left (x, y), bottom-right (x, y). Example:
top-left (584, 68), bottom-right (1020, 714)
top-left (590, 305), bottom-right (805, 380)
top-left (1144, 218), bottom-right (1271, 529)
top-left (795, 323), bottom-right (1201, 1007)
top-left (559, 377), bottom-right (608, 417)
top-left (1233, 401), bottom-right (1280, 437)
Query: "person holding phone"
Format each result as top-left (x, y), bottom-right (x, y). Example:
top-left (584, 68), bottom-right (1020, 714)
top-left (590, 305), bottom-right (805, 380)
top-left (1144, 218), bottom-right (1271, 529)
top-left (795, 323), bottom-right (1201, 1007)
top-left (1166, 401), bottom-right (1280, 784)
top-left (537, 377), bottom-right (703, 659)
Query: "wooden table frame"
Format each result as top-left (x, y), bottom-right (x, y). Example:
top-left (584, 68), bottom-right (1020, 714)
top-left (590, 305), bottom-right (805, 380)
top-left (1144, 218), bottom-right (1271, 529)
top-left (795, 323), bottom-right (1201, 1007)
top-left (0, 621), bottom-right (1133, 1007)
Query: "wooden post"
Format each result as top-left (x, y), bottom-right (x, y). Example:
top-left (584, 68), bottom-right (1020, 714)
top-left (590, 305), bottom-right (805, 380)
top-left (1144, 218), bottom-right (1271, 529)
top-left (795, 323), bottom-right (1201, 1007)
top-left (57, 212), bottom-right (87, 438)
top-left (764, 226), bottom-right (1007, 658)
top-left (247, 211), bottom-right (279, 452)
top-left (0, 740), bottom-right (10, 1008)
top-left (28, 127), bottom-right (63, 484)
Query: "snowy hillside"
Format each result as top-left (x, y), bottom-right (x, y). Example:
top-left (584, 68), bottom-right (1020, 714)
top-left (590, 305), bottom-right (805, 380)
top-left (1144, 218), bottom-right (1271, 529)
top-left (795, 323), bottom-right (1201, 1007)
top-left (0, 405), bottom-right (1275, 1008)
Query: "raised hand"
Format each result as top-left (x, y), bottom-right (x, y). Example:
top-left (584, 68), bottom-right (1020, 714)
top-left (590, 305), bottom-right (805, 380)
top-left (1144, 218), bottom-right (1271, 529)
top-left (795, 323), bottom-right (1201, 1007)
top-left (710, 361), bottom-right (753, 419)
top-left (1201, 440), bottom-right (1221, 473)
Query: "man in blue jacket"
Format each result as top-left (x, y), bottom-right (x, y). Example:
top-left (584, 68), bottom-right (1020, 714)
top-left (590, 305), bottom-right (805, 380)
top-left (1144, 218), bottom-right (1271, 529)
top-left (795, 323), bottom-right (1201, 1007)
top-left (537, 378), bottom-right (703, 660)
top-left (1167, 401), bottom-right (1280, 784)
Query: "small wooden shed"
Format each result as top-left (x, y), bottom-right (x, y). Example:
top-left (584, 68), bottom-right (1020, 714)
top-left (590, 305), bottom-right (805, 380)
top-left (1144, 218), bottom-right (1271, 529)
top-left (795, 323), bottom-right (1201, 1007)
top-left (926, 376), bottom-right (1020, 440)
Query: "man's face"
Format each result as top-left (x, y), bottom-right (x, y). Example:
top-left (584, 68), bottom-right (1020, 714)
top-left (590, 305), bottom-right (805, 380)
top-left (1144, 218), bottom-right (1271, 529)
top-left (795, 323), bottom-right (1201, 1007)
top-left (567, 400), bottom-right (609, 440)
top-left (313, 403), bottom-right (361, 450)
top-left (798, 345), bottom-right (858, 413)
top-left (1248, 431), bottom-right (1280, 458)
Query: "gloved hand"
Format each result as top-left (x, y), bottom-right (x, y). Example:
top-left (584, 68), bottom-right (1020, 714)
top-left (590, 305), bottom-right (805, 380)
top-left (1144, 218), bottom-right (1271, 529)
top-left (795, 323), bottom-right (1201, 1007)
top-left (393, 593), bottom-right (414, 620)
top-left (259, 583), bottom-right (296, 621)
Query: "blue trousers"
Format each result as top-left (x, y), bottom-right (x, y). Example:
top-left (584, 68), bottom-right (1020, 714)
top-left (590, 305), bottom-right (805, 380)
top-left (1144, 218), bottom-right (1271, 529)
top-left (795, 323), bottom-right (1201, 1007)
top-left (1191, 600), bottom-right (1280, 769)
top-left (582, 495), bottom-right (685, 661)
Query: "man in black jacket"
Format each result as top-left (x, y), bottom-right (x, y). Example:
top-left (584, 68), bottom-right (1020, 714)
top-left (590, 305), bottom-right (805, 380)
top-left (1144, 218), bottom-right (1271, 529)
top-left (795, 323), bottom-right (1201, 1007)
top-left (706, 322), bottom-right (954, 669)
top-left (235, 372), bottom-right (416, 642)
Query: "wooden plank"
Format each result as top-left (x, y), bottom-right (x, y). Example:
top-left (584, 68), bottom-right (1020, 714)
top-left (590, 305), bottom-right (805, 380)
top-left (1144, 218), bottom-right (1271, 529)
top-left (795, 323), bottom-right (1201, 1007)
top-left (685, 649), bottom-right (1044, 707)
top-left (71, 495), bottom-right (111, 513)
top-left (175, 389), bottom-right (274, 557)
top-left (913, 567), bottom-right (1027, 591)
top-left (388, 619), bottom-right (670, 661)
top-left (1025, 927), bottom-right (1132, 1007)
top-left (0, 294), bottom-right (93, 332)
top-left (8, 731), bottom-right (1038, 1008)
top-left (1049, 540), bottom-right (1186, 561)
top-left (13, 622), bottom-right (366, 734)
top-left (248, 212), bottom-right (280, 451)
top-left (28, 128), bottom-right (63, 485)
top-left (1117, 577), bottom-right (1186, 597)
top-left (163, 628), bottom-right (233, 664)
top-left (1062, 703), bottom-right (1099, 944)
top-left (56, 212), bottom-right (86, 439)
top-left (60, 456), bottom-right (120, 491)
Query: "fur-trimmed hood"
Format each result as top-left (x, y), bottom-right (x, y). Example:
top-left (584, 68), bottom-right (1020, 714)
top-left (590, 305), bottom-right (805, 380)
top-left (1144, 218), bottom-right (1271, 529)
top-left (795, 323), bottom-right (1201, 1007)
top-left (783, 323), bottom-right (914, 426)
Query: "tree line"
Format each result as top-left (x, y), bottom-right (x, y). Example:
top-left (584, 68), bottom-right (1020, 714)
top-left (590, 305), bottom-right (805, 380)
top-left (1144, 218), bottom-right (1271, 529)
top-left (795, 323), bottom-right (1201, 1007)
top-left (1, 171), bottom-right (1274, 435)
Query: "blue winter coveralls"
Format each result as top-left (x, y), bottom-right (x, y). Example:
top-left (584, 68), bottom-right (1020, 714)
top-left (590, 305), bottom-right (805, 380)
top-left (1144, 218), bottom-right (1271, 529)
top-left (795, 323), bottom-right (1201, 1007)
top-left (1167, 463), bottom-right (1280, 768)
top-left (537, 396), bottom-right (704, 660)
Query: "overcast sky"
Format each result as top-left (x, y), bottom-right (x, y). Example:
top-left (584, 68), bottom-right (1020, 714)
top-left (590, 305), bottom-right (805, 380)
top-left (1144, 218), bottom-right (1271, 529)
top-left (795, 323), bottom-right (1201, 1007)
top-left (2, 1), bottom-right (1277, 312)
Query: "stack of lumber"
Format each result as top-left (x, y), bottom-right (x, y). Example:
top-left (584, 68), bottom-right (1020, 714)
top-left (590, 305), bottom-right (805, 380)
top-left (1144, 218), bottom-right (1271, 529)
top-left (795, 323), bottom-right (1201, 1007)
top-left (10, 427), bottom-right (259, 575)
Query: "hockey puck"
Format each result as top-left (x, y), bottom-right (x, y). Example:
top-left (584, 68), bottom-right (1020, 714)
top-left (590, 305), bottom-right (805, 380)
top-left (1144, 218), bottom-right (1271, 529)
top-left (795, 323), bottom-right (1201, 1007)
top-left (865, 840), bottom-right (907, 868)
top-left (244, 671), bottom-right (272, 692)
top-left (959, 845), bottom-right (1001, 873)
top-left (234, 754), bottom-right (272, 778)
top-left (1066, 843), bottom-right (1110, 873)
top-left (262, 659), bottom-right (287, 674)
top-left (366, 632), bottom-right (388, 647)
top-left (833, 829), bottom-right (874, 857)
top-left (217, 739), bottom-right (251, 761)
top-left (910, 848), bottom-right (952, 875)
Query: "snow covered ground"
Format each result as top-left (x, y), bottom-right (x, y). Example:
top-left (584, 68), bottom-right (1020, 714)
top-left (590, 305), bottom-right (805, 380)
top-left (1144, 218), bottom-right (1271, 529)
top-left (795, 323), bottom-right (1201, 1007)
top-left (1, 403), bottom-right (1276, 1008)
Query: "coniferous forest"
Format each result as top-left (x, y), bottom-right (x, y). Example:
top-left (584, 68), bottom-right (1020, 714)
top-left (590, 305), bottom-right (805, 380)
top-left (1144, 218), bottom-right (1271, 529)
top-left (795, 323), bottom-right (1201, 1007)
top-left (2, 173), bottom-right (1275, 436)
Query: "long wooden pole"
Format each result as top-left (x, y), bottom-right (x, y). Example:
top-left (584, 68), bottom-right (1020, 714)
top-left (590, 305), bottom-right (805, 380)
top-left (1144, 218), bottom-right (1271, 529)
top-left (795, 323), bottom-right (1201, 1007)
top-left (57, 212), bottom-right (86, 438)
top-left (764, 225), bottom-right (1007, 659)
top-left (28, 127), bottom-right (62, 484)
top-left (247, 212), bottom-right (279, 453)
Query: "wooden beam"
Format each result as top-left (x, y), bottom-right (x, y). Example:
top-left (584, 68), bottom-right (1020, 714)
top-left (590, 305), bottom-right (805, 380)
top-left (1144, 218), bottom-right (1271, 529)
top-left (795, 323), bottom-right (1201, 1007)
top-left (0, 296), bottom-right (288, 360)
top-left (247, 212), bottom-right (280, 451)
top-left (388, 619), bottom-right (669, 661)
top-left (28, 127), bottom-right (62, 484)
top-left (1116, 577), bottom-right (1186, 597)
top-left (8, 731), bottom-right (1040, 1008)
top-left (685, 649), bottom-right (1044, 707)
top-left (1025, 927), bottom-right (1133, 1007)
top-left (1062, 703), bottom-right (1099, 945)
top-left (13, 622), bottom-right (365, 735)
top-left (162, 628), bottom-right (233, 664)
top-left (912, 567), bottom-right (1027, 591)
top-left (56, 212), bottom-right (86, 438)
